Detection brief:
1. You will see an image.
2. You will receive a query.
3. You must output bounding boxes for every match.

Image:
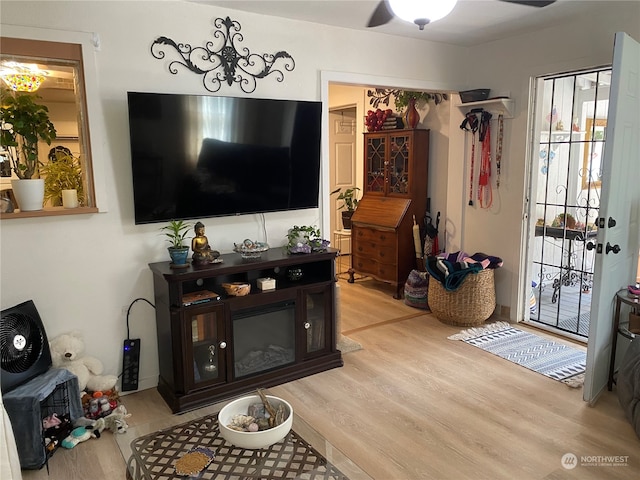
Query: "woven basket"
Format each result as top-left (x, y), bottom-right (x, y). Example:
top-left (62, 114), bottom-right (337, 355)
top-left (428, 268), bottom-right (496, 326)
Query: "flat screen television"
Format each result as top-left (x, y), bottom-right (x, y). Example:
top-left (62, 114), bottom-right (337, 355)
top-left (126, 92), bottom-right (322, 224)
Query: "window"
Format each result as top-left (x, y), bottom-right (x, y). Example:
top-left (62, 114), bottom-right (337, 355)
top-left (0, 31), bottom-right (105, 218)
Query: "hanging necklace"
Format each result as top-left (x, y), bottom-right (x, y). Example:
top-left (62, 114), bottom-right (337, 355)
top-left (496, 114), bottom-right (503, 188)
top-left (460, 111), bottom-right (479, 206)
top-left (478, 111), bottom-right (493, 209)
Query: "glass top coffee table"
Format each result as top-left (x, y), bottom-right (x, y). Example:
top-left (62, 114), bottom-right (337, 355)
top-left (116, 401), bottom-right (371, 480)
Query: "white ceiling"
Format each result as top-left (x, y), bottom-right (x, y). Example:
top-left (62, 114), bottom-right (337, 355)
top-left (187, 0), bottom-right (611, 46)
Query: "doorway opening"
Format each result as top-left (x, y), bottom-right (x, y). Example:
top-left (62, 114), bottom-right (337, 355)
top-left (526, 67), bottom-right (612, 340)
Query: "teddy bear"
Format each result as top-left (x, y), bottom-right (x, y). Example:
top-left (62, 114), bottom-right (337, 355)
top-left (49, 331), bottom-right (118, 392)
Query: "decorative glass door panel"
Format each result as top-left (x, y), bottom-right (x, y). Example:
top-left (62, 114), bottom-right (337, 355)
top-left (185, 304), bottom-right (226, 392)
top-left (388, 134), bottom-right (410, 194)
top-left (303, 286), bottom-right (330, 356)
top-left (365, 135), bottom-right (386, 193)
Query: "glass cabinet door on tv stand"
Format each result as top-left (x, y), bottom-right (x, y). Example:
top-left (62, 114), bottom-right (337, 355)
top-left (303, 285), bottom-right (332, 357)
top-left (183, 303), bottom-right (227, 393)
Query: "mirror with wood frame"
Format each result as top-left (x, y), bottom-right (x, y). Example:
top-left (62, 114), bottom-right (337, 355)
top-left (0, 36), bottom-right (96, 215)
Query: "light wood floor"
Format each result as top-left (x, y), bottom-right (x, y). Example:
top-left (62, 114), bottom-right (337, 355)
top-left (21, 277), bottom-right (639, 480)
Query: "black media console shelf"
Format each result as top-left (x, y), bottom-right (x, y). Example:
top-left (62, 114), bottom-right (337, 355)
top-left (149, 248), bottom-right (343, 413)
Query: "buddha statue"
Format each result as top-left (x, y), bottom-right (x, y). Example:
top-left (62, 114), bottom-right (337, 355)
top-left (191, 221), bottom-right (220, 265)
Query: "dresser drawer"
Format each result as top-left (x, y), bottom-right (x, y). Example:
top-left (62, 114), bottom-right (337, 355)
top-left (354, 227), bottom-right (395, 248)
top-left (353, 241), bottom-right (396, 262)
top-left (352, 254), bottom-right (378, 277)
top-left (352, 255), bottom-right (398, 283)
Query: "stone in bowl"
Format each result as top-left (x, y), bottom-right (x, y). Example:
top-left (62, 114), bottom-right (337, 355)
top-left (218, 394), bottom-right (293, 449)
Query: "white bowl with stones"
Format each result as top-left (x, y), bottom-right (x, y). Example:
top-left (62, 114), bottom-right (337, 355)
top-left (218, 394), bottom-right (293, 449)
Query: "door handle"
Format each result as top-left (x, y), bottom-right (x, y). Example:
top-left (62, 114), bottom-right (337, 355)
top-left (608, 217), bottom-right (617, 228)
top-left (606, 242), bottom-right (621, 254)
top-left (586, 242), bottom-right (596, 251)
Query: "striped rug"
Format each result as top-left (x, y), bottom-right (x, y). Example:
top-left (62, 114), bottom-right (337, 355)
top-left (448, 322), bottom-right (586, 387)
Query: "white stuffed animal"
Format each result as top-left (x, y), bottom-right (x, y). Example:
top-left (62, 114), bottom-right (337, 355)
top-left (94, 405), bottom-right (131, 434)
top-left (49, 331), bottom-right (118, 392)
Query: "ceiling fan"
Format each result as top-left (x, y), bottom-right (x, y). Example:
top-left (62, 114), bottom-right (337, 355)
top-left (368, 0), bottom-right (557, 30)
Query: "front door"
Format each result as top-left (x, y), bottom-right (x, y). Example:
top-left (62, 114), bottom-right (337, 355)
top-left (584, 32), bottom-right (640, 404)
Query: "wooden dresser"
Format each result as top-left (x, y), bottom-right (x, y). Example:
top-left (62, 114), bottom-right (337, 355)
top-left (348, 129), bottom-right (429, 298)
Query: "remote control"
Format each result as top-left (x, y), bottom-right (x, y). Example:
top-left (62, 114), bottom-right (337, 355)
top-left (121, 338), bottom-right (141, 392)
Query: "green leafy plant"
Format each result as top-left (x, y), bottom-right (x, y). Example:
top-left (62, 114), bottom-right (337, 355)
top-left (367, 89), bottom-right (448, 111)
top-left (552, 213), bottom-right (576, 229)
top-left (394, 91), bottom-right (437, 112)
top-left (161, 220), bottom-right (191, 249)
top-left (330, 187), bottom-right (360, 212)
top-left (286, 225), bottom-right (329, 254)
top-left (41, 148), bottom-right (85, 206)
top-left (0, 88), bottom-right (57, 179)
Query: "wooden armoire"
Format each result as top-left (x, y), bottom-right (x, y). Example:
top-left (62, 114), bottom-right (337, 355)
top-left (348, 129), bottom-right (429, 298)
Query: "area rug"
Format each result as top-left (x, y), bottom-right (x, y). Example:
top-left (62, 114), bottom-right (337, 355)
top-left (337, 335), bottom-right (363, 354)
top-left (448, 321), bottom-right (586, 388)
top-left (558, 312), bottom-right (590, 337)
top-left (126, 412), bottom-right (350, 479)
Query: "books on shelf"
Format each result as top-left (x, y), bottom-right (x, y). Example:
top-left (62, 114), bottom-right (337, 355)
top-left (182, 290), bottom-right (220, 307)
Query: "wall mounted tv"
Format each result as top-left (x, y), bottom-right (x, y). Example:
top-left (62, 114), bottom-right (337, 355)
top-left (126, 92), bottom-right (322, 224)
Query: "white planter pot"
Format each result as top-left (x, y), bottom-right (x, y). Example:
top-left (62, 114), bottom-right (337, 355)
top-left (11, 178), bottom-right (45, 211)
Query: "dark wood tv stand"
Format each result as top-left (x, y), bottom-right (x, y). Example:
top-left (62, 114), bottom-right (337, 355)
top-left (149, 248), bottom-right (343, 413)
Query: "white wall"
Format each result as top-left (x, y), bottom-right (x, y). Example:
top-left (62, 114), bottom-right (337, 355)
top-left (0, 1), bottom-right (469, 393)
top-left (2, 1), bottom-right (638, 394)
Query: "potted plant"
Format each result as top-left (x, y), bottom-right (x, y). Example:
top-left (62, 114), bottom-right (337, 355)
top-left (552, 213), bottom-right (577, 229)
top-left (0, 88), bottom-right (57, 211)
top-left (330, 187), bottom-right (360, 230)
top-left (393, 90), bottom-right (450, 129)
top-left (40, 147), bottom-right (84, 208)
top-left (161, 219), bottom-right (192, 267)
top-left (286, 225), bottom-right (329, 254)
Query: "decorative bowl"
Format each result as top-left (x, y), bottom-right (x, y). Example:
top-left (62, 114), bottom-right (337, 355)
top-left (218, 394), bottom-right (293, 449)
top-left (234, 239), bottom-right (269, 259)
top-left (222, 282), bottom-right (251, 296)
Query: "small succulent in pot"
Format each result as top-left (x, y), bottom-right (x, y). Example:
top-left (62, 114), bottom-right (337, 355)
top-left (161, 219), bottom-right (191, 249)
top-left (161, 219), bottom-right (192, 267)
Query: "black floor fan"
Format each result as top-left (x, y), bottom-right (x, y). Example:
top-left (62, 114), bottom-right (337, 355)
top-left (1, 300), bottom-right (52, 393)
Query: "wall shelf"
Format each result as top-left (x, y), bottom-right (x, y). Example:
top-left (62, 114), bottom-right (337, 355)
top-left (456, 98), bottom-right (515, 119)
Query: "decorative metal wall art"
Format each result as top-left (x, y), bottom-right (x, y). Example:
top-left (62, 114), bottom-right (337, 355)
top-left (151, 17), bottom-right (295, 94)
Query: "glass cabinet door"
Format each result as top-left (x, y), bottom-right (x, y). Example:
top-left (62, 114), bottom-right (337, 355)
top-left (303, 285), bottom-right (331, 356)
top-left (184, 304), bottom-right (226, 392)
top-left (388, 133), bottom-right (411, 195)
top-left (365, 134), bottom-right (386, 194)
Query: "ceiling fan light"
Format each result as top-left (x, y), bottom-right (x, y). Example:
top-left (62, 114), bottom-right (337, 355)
top-left (388, 0), bottom-right (458, 26)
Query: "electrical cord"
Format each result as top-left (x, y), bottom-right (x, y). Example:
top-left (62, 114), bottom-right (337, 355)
top-left (125, 297), bottom-right (155, 340)
top-left (260, 212), bottom-right (269, 245)
top-left (118, 298), bottom-right (155, 381)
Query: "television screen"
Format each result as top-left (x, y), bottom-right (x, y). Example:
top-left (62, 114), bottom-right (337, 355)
top-left (127, 92), bottom-right (322, 224)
